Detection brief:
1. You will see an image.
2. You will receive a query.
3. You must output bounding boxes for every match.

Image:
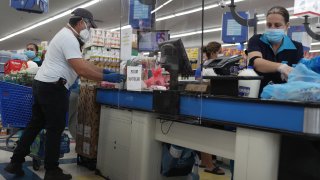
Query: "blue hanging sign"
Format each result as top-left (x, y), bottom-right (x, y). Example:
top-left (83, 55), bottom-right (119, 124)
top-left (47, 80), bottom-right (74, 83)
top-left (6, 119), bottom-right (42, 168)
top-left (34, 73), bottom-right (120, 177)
top-left (129, 0), bottom-right (152, 29)
top-left (221, 11), bottom-right (248, 43)
top-left (10, 0), bottom-right (49, 14)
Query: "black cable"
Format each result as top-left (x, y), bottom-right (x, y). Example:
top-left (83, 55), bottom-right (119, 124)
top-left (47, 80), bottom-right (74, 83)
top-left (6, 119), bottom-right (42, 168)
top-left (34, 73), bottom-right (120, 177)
top-left (160, 119), bottom-right (174, 135)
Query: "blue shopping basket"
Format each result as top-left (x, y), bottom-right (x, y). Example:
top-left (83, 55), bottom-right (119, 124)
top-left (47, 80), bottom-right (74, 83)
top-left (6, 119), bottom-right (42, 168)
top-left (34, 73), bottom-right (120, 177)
top-left (0, 81), bottom-right (33, 128)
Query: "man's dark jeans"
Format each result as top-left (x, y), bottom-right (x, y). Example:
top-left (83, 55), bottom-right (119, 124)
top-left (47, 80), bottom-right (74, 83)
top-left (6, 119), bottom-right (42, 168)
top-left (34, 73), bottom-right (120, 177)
top-left (11, 80), bottom-right (68, 170)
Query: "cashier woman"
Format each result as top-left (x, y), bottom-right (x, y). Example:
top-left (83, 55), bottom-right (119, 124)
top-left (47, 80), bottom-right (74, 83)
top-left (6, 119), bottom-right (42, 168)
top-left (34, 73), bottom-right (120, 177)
top-left (247, 6), bottom-right (303, 89)
top-left (195, 41), bottom-right (223, 80)
top-left (248, 6), bottom-right (320, 180)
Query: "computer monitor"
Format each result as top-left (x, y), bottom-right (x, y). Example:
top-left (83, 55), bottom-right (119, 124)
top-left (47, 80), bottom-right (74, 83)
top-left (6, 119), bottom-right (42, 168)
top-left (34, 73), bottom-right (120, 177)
top-left (158, 38), bottom-right (193, 77)
top-left (137, 30), bottom-right (169, 52)
top-left (158, 39), bottom-right (193, 90)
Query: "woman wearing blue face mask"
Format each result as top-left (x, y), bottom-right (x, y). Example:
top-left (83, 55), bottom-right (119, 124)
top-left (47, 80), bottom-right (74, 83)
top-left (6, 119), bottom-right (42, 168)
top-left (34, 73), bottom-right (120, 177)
top-left (25, 43), bottom-right (42, 66)
top-left (248, 6), bottom-right (320, 180)
top-left (247, 6), bottom-right (303, 90)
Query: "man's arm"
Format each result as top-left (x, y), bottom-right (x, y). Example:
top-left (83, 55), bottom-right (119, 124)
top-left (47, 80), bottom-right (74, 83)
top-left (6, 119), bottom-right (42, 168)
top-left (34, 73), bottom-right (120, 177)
top-left (68, 58), bottom-right (103, 81)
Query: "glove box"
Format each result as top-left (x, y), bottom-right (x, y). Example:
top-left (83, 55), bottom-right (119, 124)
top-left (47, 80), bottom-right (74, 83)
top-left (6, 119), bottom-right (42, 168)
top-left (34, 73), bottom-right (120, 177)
top-left (203, 76), bottom-right (263, 97)
top-left (153, 90), bottom-right (180, 115)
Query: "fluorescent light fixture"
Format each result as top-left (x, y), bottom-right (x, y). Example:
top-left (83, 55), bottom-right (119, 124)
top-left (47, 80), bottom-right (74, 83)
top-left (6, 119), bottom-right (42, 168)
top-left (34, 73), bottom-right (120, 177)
top-left (110, 25), bottom-right (132, 32)
top-left (151, 0), bottom-right (173, 14)
top-left (309, 49), bottom-right (320, 53)
top-left (287, 7), bottom-right (294, 12)
top-left (155, 0), bottom-right (244, 22)
top-left (256, 14), bottom-right (265, 18)
top-left (222, 43), bottom-right (240, 47)
top-left (156, 15), bottom-right (175, 21)
top-left (222, 42), bottom-right (247, 47)
top-left (257, 20), bottom-right (267, 25)
top-left (170, 27), bottom-right (221, 38)
top-left (0, 0), bottom-right (102, 42)
top-left (311, 42), bottom-right (320, 46)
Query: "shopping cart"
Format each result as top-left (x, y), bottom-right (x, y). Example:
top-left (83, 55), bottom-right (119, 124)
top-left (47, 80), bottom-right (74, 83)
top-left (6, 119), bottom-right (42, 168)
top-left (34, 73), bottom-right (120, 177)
top-left (0, 81), bottom-right (70, 170)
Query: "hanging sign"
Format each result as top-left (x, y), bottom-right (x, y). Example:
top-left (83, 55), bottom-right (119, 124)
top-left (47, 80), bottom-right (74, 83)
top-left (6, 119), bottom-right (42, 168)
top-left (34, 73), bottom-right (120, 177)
top-left (221, 11), bottom-right (249, 43)
top-left (129, 0), bottom-right (152, 29)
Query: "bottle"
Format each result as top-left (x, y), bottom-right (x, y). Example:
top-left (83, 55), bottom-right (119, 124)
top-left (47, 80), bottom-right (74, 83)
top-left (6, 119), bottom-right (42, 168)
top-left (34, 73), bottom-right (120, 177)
top-left (238, 66), bottom-right (261, 98)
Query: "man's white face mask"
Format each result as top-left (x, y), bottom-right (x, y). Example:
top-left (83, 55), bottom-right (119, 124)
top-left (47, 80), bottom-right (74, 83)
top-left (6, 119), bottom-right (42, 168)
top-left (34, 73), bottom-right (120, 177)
top-left (79, 20), bottom-right (90, 43)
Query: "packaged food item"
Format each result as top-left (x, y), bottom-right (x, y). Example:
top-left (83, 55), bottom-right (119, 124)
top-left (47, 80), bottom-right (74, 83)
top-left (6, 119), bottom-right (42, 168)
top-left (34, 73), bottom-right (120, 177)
top-left (4, 59), bottom-right (28, 74)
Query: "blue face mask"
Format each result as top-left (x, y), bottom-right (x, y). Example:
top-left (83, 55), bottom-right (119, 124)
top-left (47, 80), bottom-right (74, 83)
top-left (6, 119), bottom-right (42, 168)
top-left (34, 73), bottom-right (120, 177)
top-left (264, 29), bottom-right (285, 44)
top-left (25, 50), bottom-right (36, 59)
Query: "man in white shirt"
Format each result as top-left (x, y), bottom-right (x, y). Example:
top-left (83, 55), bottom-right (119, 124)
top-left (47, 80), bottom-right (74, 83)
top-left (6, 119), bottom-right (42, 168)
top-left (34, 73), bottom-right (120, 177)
top-left (5, 8), bottom-right (124, 180)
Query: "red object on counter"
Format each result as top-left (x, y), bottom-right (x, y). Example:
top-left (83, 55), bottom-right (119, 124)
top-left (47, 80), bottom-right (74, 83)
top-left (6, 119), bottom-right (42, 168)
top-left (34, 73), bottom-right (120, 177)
top-left (144, 67), bottom-right (166, 88)
top-left (4, 59), bottom-right (28, 74)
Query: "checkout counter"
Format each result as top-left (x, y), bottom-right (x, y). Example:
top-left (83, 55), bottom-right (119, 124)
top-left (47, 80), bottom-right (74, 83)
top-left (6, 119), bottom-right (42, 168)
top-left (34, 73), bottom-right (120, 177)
top-left (95, 88), bottom-right (320, 180)
top-left (94, 39), bottom-right (320, 180)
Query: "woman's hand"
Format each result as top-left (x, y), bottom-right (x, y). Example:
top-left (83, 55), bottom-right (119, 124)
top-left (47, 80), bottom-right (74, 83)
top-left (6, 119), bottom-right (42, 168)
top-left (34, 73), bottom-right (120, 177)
top-left (277, 64), bottom-right (293, 81)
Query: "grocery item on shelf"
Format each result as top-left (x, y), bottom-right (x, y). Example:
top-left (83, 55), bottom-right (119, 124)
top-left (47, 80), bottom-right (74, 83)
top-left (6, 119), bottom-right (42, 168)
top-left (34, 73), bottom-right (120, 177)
top-left (81, 29), bottom-right (121, 87)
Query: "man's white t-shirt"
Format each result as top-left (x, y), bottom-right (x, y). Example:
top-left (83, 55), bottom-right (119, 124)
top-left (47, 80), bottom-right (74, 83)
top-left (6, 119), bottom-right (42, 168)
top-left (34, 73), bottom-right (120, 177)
top-left (35, 27), bottom-right (82, 89)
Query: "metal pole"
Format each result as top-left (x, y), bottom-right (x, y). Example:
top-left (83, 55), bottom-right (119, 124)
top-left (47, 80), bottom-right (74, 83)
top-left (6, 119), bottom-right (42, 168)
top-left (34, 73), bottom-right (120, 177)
top-left (200, 0), bottom-right (205, 72)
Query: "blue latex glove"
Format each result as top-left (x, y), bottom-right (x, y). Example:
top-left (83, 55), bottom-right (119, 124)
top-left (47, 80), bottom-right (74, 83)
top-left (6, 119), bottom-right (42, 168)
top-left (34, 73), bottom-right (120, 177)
top-left (103, 69), bottom-right (115, 74)
top-left (299, 57), bottom-right (320, 74)
top-left (103, 73), bottom-right (125, 83)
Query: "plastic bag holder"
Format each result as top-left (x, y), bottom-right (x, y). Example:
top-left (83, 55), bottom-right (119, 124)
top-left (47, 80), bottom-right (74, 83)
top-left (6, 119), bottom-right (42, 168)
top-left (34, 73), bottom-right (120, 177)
top-left (153, 90), bottom-right (180, 115)
top-left (203, 76), bottom-right (263, 96)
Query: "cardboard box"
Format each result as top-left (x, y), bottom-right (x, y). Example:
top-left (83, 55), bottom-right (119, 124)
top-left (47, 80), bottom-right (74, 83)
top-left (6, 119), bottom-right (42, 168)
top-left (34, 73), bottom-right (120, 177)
top-left (76, 85), bottom-right (101, 159)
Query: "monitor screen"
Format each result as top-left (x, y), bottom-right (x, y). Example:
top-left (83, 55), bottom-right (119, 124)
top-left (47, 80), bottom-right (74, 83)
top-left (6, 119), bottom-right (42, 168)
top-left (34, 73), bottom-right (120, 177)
top-left (158, 39), bottom-right (193, 77)
top-left (138, 30), bottom-right (169, 52)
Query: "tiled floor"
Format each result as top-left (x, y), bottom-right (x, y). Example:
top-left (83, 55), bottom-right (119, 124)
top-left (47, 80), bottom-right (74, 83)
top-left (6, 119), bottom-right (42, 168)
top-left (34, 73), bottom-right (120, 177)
top-left (0, 132), bottom-right (231, 180)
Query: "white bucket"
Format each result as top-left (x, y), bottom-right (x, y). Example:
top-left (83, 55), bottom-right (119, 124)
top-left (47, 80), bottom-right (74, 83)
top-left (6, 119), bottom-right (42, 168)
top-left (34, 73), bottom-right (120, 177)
top-left (238, 67), bottom-right (261, 98)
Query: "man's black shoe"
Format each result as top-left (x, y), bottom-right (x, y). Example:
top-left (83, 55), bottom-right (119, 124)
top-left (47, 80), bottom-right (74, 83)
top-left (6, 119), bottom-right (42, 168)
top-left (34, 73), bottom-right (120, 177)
top-left (4, 162), bottom-right (25, 176)
top-left (44, 168), bottom-right (72, 180)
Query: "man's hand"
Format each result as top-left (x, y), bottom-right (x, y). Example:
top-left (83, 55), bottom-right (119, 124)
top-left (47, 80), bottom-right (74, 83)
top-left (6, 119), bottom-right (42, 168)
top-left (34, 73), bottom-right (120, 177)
top-left (103, 73), bottom-right (125, 83)
top-left (103, 69), bottom-right (115, 74)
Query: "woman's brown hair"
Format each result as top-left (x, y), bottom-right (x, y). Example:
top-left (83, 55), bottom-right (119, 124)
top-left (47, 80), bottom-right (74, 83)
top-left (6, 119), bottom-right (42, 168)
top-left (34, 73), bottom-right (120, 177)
top-left (267, 6), bottom-right (290, 24)
top-left (203, 41), bottom-right (221, 59)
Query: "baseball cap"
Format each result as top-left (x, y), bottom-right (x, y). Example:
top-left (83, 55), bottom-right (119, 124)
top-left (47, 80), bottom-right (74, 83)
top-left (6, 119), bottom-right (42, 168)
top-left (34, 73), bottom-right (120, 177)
top-left (71, 8), bottom-right (97, 28)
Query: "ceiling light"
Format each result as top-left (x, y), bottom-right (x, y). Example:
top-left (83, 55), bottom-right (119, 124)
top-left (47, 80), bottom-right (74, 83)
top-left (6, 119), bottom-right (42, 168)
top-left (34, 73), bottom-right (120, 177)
top-left (151, 0), bottom-right (173, 14)
top-left (156, 15), bottom-right (176, 21)
top-left (155, 0), bottom-right (245, 22)
top-left (0, 0), bottom-right (102, 42)
top-left (110, 25), bottom-right (132, 32)
top-left (309, 49), bottom-right (320, 53)
top-left (256, 14), bottom-right (265, 18)
top-left (311, 42), bottom-right (320, 46)
top-left (222, 42), bottom-right (247, 47)
top-left (170, 28), bottom-right (221, 38)
top-left (222, 43), bottom-right (240, 47)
